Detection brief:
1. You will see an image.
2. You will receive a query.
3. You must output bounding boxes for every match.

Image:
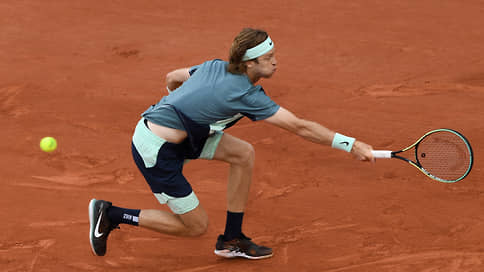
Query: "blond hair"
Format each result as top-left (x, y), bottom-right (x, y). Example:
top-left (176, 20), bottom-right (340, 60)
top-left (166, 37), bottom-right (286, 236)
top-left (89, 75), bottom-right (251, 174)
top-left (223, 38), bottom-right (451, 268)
top-left (227, 28), bottom-right (268, 74)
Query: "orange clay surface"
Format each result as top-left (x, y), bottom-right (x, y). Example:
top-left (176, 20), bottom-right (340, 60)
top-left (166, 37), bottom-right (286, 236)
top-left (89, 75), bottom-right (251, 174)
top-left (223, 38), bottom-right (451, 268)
top-left (1, 1), bottom-right (484, 271)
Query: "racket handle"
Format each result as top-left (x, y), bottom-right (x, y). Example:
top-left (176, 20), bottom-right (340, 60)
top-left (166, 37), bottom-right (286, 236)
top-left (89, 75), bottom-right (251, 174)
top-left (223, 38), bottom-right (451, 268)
top-left (371, 150), bottom-right (392, 159)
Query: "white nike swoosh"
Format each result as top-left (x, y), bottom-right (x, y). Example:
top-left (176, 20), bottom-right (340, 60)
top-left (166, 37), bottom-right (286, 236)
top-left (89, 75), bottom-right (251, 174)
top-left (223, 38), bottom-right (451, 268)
top-left (94, 210), bottom-right (104, 238)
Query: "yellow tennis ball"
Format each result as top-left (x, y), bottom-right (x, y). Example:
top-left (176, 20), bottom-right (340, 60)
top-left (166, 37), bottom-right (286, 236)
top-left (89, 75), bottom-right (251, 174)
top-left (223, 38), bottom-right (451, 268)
top-left (40, 137), bottom-right (57, 152)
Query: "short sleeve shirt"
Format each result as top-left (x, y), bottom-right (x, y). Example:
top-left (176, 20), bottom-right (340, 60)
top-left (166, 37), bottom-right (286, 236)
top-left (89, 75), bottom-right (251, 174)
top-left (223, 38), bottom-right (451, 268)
top-left (142, 59), bottom-right (280, 131)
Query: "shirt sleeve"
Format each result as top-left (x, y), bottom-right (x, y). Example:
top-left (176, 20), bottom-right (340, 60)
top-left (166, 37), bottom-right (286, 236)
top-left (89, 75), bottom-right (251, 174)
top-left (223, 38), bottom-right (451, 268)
top-left (238, 86), bottom-right (280, 121)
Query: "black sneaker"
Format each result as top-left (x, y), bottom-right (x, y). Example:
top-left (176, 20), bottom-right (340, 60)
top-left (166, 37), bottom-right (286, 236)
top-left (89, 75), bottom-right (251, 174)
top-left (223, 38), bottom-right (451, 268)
top-left (214, 233), bottom-right (273, 260)
top-left (88, 199), bottom-right (118, 256)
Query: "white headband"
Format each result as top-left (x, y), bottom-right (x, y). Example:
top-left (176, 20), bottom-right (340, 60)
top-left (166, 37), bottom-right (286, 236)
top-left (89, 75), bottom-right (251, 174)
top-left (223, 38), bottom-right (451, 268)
top-left (242, 36), bottom-right (274, 61)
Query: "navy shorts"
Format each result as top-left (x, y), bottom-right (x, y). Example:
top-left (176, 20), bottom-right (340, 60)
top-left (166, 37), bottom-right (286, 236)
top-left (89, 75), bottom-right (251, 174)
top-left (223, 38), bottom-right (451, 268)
top-left (131, 141), bottom-right (192, 198)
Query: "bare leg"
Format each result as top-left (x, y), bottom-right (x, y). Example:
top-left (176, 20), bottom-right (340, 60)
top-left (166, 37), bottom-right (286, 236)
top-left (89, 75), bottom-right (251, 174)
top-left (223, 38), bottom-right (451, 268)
top-left (212, 133), bottom-right (255, 212)
top-left (138, 204), bottom-right (208, 237)
top-left (209, 133), bottom-right (273, 259)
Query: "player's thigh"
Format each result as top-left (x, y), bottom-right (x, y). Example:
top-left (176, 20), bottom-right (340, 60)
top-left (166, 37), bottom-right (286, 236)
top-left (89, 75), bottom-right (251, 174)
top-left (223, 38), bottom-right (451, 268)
top-left (212, 133), bottom-right (254, 165)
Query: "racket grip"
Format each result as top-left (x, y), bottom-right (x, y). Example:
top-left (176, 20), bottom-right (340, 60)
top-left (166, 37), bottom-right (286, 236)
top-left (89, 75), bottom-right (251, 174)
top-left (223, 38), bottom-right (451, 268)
top-left (371, 150), bottom-right (392, 159)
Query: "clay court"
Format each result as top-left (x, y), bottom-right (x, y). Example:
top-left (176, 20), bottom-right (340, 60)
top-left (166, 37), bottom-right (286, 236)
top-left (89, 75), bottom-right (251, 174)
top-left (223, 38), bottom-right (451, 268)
top-left (1, 1), bottom-right (484, 271)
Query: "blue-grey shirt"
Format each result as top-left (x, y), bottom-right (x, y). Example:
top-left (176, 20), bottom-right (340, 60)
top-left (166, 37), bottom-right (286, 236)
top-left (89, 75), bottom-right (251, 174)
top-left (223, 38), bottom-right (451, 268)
top-left (142, 59), bottom-right (280, 131)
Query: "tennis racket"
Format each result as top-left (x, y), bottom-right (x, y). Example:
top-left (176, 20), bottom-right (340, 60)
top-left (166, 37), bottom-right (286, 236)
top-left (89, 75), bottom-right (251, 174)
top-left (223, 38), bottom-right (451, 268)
top-left (371, 129), bottom-right (473, 183)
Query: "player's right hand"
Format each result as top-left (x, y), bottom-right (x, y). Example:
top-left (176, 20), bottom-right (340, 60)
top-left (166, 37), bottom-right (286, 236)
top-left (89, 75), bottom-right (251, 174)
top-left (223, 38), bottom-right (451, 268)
top-left (351, 141), bottom-right (375, 162)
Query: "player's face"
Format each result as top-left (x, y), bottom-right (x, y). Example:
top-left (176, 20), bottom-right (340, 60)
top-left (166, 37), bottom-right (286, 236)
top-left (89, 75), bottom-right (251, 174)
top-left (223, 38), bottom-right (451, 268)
top-left (245, 49), bottom-right (277, 83)
top-left (255, 49), bottom-right (277, 78)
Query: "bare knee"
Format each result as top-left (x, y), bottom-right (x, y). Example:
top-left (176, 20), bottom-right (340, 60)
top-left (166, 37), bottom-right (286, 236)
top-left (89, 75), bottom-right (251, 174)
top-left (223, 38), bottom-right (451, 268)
top-left (234, 142), bottom-right (255, 167)
top-left (176, 205), bottom-right (209, 237)
top-left (185, 218), bottom-right (209, 237)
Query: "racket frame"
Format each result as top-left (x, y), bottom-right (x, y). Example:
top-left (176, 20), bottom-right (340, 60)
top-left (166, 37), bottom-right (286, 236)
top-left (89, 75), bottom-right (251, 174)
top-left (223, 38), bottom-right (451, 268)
top-left (382, 128), bottom-right (473, 183)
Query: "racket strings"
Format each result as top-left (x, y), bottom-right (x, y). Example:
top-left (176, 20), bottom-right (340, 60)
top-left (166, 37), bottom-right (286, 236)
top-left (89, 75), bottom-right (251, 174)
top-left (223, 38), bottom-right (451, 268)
top-left (416, 132), bottom-right (472, 181)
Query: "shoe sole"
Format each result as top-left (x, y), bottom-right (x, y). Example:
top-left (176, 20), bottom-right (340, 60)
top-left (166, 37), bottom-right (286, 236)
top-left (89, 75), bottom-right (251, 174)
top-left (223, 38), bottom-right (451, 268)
top-left (88, 198), bottom-right (99, 256)
top-left (214, 249), bottom-right (273, 260)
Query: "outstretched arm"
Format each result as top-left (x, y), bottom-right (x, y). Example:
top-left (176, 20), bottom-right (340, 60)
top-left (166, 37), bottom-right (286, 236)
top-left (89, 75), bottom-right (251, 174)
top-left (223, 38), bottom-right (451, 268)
top-left (265, 107), bottom-right (374, 161)
top-left (165, 68), bottom-right (190, 93)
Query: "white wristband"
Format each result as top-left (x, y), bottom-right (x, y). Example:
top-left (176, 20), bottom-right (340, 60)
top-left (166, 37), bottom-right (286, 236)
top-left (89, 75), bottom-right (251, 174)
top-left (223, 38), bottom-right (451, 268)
top-left (166, 86), bottom-right (173, 94)
top-left (331, 133), bottom-right (355, 152)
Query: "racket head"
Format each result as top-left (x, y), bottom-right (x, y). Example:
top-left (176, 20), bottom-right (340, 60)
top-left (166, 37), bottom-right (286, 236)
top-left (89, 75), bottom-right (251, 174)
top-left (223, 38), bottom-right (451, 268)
top-left (406, 129), bottom-right (474, 183)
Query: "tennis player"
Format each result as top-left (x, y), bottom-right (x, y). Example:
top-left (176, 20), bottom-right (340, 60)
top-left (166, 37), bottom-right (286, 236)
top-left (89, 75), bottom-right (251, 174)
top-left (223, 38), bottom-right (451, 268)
top-left (89, 28), bottom-right (374, 260)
